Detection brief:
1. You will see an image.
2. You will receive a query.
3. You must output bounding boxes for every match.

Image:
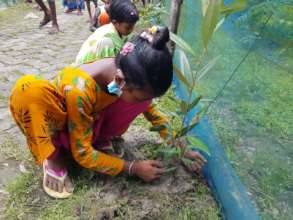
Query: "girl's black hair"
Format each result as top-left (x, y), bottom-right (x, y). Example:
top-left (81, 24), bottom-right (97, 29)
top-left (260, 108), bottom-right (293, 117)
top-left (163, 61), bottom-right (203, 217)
top-left (116, 26), bottom-right (173, 97)
top-left (109, 0), bottom-right (139, 24)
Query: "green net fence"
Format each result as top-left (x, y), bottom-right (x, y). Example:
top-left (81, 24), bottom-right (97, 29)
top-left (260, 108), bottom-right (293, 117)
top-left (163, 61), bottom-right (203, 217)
top-left (165, 0), bottom-right (293, 219)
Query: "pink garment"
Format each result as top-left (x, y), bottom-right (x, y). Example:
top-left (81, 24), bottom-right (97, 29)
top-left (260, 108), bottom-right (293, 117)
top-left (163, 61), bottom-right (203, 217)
top-left (49, 98), bottom-right (151, 159)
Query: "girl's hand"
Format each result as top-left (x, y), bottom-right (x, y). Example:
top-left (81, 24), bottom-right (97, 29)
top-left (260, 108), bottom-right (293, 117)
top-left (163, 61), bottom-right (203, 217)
top-left (132, 160), bottom-right (164, 182)
top-left (183, 150), bottom-right (207, 173)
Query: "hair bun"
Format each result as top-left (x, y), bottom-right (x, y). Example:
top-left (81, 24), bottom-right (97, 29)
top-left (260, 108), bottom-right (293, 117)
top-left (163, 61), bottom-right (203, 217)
top-left (152, 26), bottom-right (170, 50)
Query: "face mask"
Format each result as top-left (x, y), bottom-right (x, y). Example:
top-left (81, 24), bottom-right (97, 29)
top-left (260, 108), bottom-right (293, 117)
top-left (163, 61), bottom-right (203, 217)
top-left (107, 80), bottom-right (123, 97)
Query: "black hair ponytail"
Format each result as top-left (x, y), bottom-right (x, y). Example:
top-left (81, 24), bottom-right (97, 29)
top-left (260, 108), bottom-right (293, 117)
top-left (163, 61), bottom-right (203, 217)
top-left (109, 0), bottom-right (139, 24)
top-left (116, 26), bottom-right (173, 97)
top-left (151, 26), bottom-right (170, 50)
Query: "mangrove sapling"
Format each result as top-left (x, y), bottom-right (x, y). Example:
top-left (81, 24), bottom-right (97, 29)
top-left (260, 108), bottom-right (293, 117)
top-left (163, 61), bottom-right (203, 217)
top-left (149, 0), bottom-right (246, 172)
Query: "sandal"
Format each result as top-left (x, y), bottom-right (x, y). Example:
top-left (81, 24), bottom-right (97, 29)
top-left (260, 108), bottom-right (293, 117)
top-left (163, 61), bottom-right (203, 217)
top-left (42, 160), bottom-right (73, 199)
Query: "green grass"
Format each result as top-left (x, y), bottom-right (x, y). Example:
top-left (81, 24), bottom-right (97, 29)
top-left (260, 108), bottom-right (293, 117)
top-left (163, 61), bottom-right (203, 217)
top-left (0, 136), bottom-right (30, 161)
top-left (3, 92), bottom-right (220, 220)
top-left (0, 2), bottom-right (30, 24)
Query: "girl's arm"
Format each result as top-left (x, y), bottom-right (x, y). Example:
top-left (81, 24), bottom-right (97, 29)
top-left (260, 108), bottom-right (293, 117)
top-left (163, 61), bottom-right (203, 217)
top-left (143, 104), bottom-right (172, 139)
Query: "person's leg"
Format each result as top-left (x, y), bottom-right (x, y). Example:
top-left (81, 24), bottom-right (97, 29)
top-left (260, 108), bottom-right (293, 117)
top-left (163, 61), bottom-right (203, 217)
top-left (47, 0), bottom-right (59, 34)
top-left (85, 0), bottom-right (92, 20)
top-left (89, 5), bottom-right (100, 31)
top-left (93, 0), bottom-right (97, 8)
top-left (35, 0), bottom-right (51, 28)
top-left (77, 0), bottom-right (83, 15)
top-left (45, 144), bottom-right (73, 194)
top-left (9, 75), bottom-right (72, 195)
top-left (91, 99), bottom-right (151, 155)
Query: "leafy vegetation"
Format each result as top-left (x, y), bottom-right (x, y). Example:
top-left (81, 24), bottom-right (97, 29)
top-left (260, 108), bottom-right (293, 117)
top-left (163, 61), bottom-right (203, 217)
top-left (149, 0), bottom-right (246, 170)
top-left (136, 1), bottom-right (167, 28)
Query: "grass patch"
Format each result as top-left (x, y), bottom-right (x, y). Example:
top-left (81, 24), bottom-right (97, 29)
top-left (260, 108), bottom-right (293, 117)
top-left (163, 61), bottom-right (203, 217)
top-left (0, 136), bottom-right (30, 162)
top-left (0, 2), bottom-right (31, 25)
top-left (5, 165), bottom-right (220, 219)
top-left (3, 91), bottom-right (220, 219)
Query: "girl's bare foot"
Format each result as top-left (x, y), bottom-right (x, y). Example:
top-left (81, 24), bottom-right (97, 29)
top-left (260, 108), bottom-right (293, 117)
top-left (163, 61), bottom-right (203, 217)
top-left (77, 9), bottom-right (83, 16)
top-left (64, 8), bottom-right (75, 13)
top-left (44, 157), bottom-right (74, 194)
top-left (49, 24), bottom-right (59, 34)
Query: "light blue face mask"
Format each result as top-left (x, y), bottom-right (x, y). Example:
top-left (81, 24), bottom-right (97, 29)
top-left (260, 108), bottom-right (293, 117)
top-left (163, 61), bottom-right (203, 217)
top-left (107, 80), bottom-right (123, 97)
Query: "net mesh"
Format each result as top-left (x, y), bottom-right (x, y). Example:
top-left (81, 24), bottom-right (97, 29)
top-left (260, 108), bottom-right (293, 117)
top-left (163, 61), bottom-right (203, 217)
top-left (168, 0), bottom-right (293, 219)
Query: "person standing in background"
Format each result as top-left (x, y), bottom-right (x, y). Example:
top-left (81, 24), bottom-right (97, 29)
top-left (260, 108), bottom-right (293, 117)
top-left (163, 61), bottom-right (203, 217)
top-left (35, 0), bottom-right (59, 34)
top-left (88, 0), bottom-right (110, 32)
top-left (85, 0), bottom-right (98, 23)
top-left (63, 0), bottom-right (84, 15)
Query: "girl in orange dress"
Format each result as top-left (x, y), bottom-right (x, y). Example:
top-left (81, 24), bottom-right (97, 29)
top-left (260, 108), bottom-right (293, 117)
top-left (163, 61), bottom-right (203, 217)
top-left (9, 27), bottom-right (206, 198)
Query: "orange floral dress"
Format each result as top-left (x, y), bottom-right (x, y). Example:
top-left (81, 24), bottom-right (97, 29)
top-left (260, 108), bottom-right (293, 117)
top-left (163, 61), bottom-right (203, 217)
top-left (9, 67), bottom-right (170, 176)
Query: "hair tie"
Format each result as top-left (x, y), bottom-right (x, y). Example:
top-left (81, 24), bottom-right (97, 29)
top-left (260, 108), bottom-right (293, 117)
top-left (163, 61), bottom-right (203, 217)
top-left (149, 26), bottom-right (158, 35)
top-left (120, 42), bottom-right (135, 56)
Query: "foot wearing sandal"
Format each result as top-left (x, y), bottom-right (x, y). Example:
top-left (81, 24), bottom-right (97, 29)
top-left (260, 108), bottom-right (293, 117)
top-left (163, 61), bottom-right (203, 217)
top-left (43, 157), bottom-right (74, 199)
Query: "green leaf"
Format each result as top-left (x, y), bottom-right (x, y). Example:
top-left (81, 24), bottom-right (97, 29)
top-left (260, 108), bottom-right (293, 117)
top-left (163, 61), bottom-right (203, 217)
top-left (181, 157), bottom-right (194, 166)
top-left (173, 65), bottom-right (192, 89)
top-left (169, 111), bottom-right (181, 118)
top-left (170, 32), bottom-right (196, 57)
top-left (190, 112), bottom-right (201, 125)
top-left (162, 167), bottom-right (177, 173)
top-left (187, 95), bottom-right (202, 113)
top-left (214, 17), bottom-right (226, 32)
top-left (197, 56), bottom-right (220, 80)
top-left (187, 136), bottom-right (210, 156)
top-left (178, 49), bottom-right (193, 84)
top-left (168, 96), bottom-right (178, 103)
top-left (149, 125), bottom-right (166, 132)
top-left (221, 0), bottom-right (246, 17)
top-left (158, 147), bottom-right (177, 160)
top-left (176, 122), bottom-right (198, 138)
top-left (201, 0), bottom-right (222, 51)
top-left (201, 0), bottom-right (209, 16)
top-left (180, 100), bottom-right (188, 113)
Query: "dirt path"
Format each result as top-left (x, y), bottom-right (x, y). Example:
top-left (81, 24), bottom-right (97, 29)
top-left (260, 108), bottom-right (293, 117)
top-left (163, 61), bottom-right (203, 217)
top-left (0, 3), bottom-right (92, 137)
top-left (0, 3), bottom-right (95, 216)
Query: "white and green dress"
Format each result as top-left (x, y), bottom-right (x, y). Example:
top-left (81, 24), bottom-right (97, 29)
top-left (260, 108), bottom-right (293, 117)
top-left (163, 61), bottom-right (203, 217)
top-left (74, 23), bottom-right (127, 66)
